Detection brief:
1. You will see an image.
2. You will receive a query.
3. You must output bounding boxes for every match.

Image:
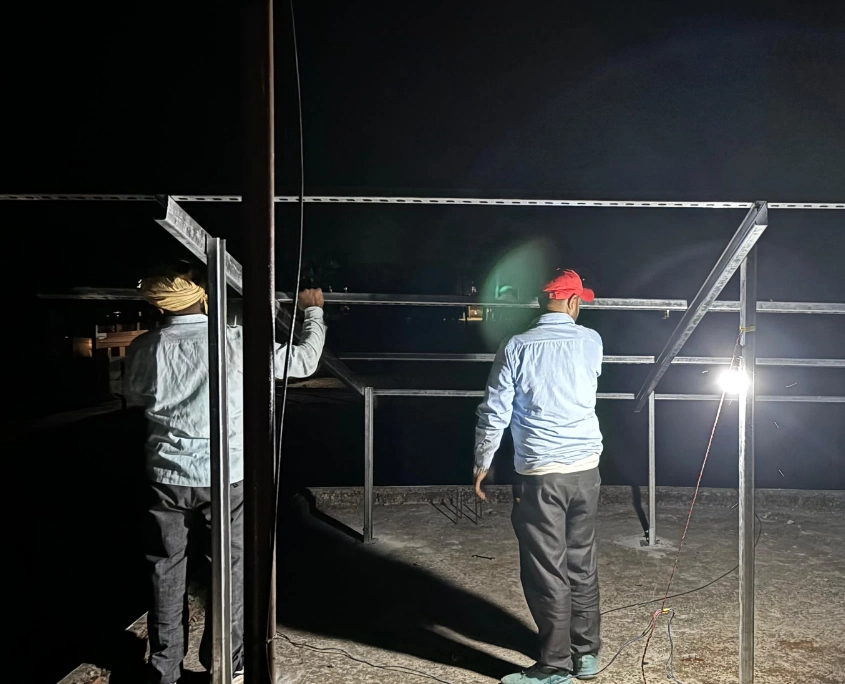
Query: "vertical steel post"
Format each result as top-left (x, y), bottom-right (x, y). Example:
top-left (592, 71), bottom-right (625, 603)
top-left (364, 387), bottom-right (374, 543)
top-left (242, 1), bottom-right (276, 682)
top-left (648, 391), bottom-right (656, 546)
top-left (207, 238), bottom-right (233, 684)
top-left (738, 247), bottom-right (758, 684)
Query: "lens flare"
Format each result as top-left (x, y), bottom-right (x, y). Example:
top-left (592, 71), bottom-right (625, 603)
top-left (718, 368), bottom-right (748, 395)
top-left (479, 239), bottom-right (555, 349)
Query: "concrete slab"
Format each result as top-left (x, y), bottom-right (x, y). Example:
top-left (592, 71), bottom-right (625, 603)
top-left (74, 495), bottom-right (845, 684)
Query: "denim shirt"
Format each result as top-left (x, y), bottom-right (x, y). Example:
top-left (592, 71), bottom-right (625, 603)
top-left (126, 309), bottom-right (326, 487)
top-left (474, 313), bottom-right (603, 474)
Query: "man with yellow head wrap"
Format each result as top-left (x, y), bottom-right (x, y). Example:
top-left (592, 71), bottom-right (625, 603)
top-left (127, 268), bottom-right (326, 684)
top-left (138, 274), bottom-right (209, 315)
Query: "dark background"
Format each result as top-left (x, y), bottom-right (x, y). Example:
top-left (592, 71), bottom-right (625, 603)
top-left (4, 0), bottom-right (843, 487)
top-left (3, 2), bottom-right (844, 680)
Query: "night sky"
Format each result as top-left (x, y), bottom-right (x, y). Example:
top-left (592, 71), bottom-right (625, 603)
top-left (3, 1), bottom-right (844, 488)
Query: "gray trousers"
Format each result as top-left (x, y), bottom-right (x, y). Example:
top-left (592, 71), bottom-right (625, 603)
top-left (511, 467), bottom-right (601, 672)
top-left (145, 481), bottom-right (245, 684)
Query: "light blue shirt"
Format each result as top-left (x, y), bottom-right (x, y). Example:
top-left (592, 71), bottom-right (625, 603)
top-left (474, 313), bottom-right (603, 475)
top-left (126, 309), bottom-right (326, 487)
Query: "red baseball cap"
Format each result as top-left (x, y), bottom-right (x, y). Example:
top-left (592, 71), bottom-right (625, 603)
top-left (542, 269), bottom-right (595, 302)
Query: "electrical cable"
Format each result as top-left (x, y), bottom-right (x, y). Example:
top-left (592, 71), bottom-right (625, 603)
top-left (274, 0), bottom-right (307, 491)
top-left (601, 512), bottom-right (763, 616)
top-left (639, 334), bottom-right (744, 684)
top-left (277, 614), bottom-right (662, 684)
top-left (267, 0), bottom-right (308, 667)
top-left (276, 633), bottom-right (456, 684)
top-left (591, 334), bottom-right (760, 681)
top-left (575, 616), bottom-right (658, 678)
top-left (278, 612), bottom-right (685, 684)
top-left (665, 609), bottom-right (683, 684)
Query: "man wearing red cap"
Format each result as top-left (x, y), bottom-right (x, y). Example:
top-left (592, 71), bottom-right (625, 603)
top-left (475, 269), bottom-right (603, 684)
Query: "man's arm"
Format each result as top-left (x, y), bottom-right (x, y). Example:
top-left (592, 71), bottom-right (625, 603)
top-left (473, 341), bottom-right (516, 498)
top-left (273, 289), bottom-right (327, 379)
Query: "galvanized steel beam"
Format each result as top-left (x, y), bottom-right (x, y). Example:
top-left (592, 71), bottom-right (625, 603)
top-left (634, 202), bottom-right (769, 411)
top-left (40, 287), bottom-right (845, 315)
top-left (4, 193), bottom-right (845, 209)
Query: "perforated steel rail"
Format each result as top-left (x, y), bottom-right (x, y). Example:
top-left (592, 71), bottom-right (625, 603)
top-left (2, 193), bottom-right (844, 209)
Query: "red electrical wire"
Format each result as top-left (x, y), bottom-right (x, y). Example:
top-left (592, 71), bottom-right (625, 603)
top-left (640, 335), bottom-right (743, 684)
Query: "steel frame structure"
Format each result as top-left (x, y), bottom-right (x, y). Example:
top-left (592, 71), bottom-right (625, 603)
top-left (39, 287), bottom-right (845, 315)
top-left (634, 202), bottom-right (769, 411)
top-left (206, 238), bottom-right (233, 684)
top-left (155, 195), bottom-right (365, 395)
top-left (3, 192), bottom-right (845, 209)
top-left (6, 0), bottom-right (842, 670)
top-left (738, 248), bottom-right (758, 679)
top-left (16, 191), bottom-right (845, 684)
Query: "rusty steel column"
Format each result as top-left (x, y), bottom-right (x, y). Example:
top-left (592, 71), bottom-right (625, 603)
top-left (242, 1), bottom-right (277, 683)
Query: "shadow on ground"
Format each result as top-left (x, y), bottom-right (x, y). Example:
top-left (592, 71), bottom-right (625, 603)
top-left (275, 490), bottom-right (536, 681)
top-left (13, 402), bottom-right (644, 684)
top-left (110, 490), bottom-right (536, 683)
top-left (19, 402), bottom-right (533, 683)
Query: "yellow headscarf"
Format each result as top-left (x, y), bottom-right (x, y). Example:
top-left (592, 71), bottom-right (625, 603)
top-left (139, 275), bottom-right (209, 314)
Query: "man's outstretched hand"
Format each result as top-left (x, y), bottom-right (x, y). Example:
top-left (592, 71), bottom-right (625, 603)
top-left (298, 288), bottom-right (325, 310)
top-left (474, 468), bottom-right (489, 501)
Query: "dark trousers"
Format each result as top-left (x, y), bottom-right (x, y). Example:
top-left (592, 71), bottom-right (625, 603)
top-left (511, 467), bottom-right (601, 672)
top-left (145, 481), bottom-right (245, 684)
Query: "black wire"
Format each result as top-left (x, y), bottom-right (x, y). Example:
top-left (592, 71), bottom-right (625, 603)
top-left (274, 0), bottom-right (307, 491)
top-left (272, 0), bottom-right (307, 523)
top-left (278, 615), bottom-right (659, 684)
top-left (578, 618), bottom-right (655, 677)
top-left (602, 513), bottom-right (764, 616)
top-left (665, 609), bottom-right (684, 684)
top-left (277, 633), bottom-right (456, 684)
top-left (604, 337), bottom-right (757, 619)
top-left (267, 0), bottom-right (307, 651)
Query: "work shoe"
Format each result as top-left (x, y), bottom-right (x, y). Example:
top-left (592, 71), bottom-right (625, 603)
top-left (572, 654), bottom-right (600, 679)
top-left (501, 663), bottom-right (574, 684)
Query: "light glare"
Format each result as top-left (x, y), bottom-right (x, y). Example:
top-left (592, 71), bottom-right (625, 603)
top-left (718, 368), bottom-right (748, 395)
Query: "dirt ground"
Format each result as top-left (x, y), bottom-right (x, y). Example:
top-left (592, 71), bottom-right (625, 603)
top-left (63, 495), bottom-right (845, 684)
